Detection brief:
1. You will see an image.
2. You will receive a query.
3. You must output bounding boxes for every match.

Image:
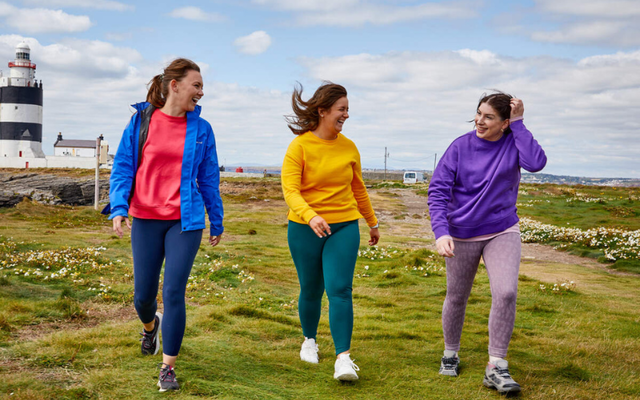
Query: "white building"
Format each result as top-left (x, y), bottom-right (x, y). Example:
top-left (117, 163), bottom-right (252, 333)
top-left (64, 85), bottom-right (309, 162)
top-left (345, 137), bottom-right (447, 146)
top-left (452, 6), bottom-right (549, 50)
top-left (54, 133), bottom-right (101, 157)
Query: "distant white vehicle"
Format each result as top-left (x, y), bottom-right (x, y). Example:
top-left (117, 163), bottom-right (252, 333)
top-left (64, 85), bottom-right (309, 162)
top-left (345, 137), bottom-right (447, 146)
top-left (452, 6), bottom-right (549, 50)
top-left (403, 171), bottom-right (425, 184)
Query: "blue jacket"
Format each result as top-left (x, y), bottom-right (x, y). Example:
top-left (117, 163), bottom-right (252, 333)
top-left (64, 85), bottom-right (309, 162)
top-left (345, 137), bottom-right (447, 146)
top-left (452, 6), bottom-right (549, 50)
top-left (107, 102), bottom-right (224, 236)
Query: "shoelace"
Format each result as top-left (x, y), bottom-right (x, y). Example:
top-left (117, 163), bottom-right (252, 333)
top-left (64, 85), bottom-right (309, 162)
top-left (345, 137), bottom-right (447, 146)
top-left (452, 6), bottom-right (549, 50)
top-left (494, 366), bottom-right (512, 380)
top-left (140, 332), bottom-right (154, 349)
top-left (441, 357), bottom-right (458, 369)
top-left (344, 357), bottom-right (360, 371)
top-left (158, 364), bottom-right (176, 382)
top-left (302, 341), bottom-right (318, 352)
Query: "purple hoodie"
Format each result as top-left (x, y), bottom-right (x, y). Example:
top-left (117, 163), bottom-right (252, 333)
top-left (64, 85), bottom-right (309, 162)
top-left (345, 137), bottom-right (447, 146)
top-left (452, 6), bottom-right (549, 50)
top-left (428, 120), bottom-right (546, 240)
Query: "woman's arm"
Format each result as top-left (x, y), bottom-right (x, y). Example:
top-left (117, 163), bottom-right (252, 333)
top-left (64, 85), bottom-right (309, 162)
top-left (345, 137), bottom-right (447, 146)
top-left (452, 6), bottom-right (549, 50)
top-left (281, 141), bottom-right (318, 224)
top-left (109, 114), bottom-right (137, 220)
top-left (510, 99), bottom-right (547, 172)
top-left (350, 148), bottom-right (377, 228)
top-left (427, 144), bottom-right (458, 240)
top-left (350, 148), bottom-right (380, 245)
top-left (197, 123), bottom-right (224, 238)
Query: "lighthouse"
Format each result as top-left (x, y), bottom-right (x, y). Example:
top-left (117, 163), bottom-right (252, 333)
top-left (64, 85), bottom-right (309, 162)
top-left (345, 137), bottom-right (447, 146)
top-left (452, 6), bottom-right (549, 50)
top-left (0, 42), bottom-right (44, 159)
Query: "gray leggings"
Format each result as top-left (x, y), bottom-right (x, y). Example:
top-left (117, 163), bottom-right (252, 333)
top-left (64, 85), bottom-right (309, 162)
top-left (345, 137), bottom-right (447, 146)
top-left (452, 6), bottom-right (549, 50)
top-left (442, 233), bottom-right (521, 358)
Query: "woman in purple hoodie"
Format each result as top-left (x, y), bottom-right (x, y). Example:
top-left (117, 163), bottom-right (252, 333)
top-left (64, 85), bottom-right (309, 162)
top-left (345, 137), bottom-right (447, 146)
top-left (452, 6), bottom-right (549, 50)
top-left (427, 92), bottom-right (546, 394)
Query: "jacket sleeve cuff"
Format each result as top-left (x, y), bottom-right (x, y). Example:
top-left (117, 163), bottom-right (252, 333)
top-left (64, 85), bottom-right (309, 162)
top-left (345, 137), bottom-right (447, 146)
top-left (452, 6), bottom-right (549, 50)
top-left (210, 226), bottom-right (224, 236)
top-left (107, 209), bottom-right (128, 220)
top-left (436, 235), bottom-right (453, 244)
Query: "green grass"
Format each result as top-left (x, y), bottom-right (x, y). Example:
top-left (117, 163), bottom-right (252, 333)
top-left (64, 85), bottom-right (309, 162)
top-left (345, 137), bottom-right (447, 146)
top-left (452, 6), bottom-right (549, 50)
top-left (0, 179), bottom-right (639, 399)
top-left (516, 184), bottom-right (640, 231)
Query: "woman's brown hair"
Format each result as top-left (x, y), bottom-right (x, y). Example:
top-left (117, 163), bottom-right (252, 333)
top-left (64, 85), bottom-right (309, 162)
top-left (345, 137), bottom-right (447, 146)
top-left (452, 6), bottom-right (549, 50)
top-left (476, 91), bottom-right (514, 134)
top-left (286, 82), bottom-right (347, 135)
top-left (146, 58), bottom-right (201, 108)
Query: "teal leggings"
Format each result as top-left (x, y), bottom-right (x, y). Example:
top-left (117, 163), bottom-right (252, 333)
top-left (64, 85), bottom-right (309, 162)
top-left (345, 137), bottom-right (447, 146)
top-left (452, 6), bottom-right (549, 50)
top-left (288, 220), bottom-right (360, 355)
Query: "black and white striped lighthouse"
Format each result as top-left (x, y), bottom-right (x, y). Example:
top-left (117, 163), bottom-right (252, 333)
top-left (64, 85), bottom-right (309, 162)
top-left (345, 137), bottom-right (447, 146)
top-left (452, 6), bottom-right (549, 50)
top-left (0, 42), bottom-right (44, 158)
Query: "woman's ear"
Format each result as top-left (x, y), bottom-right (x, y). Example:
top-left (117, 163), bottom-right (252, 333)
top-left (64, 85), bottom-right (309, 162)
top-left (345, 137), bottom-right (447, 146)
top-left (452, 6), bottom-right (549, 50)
top-left (502, 118), bottom-right (510, 130)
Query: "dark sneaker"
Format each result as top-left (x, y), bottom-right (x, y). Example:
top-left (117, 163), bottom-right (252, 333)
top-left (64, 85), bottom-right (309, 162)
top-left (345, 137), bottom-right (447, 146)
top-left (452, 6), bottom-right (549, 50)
top-left (157, 363), bottom-right (179, 392)
top-left (140, 312), bottom-right (162, 356)
top-left (439, 356), bottom-right (460, 377)
top-left (483, 359), bottom-right (521, 394)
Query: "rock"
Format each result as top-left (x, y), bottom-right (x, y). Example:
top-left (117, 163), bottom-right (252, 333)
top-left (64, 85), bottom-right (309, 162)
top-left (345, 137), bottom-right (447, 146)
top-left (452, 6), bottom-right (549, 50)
top-left (0, 172), bottom-right (110, 207)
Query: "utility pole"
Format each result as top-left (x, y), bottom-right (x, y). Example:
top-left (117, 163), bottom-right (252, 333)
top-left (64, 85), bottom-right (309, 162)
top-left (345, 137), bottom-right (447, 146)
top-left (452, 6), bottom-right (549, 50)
top-left (433, 153), bottom-right (438, 172)
top-left (94, 135), bottom-right (102, 210)
top-left (384, 147), bottom-right (389, 181)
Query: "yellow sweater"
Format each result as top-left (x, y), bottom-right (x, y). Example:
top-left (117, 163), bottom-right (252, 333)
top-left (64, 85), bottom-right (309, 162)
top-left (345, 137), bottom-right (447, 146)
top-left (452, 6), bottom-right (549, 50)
top-left (282, 131), bottom-right (378, 227)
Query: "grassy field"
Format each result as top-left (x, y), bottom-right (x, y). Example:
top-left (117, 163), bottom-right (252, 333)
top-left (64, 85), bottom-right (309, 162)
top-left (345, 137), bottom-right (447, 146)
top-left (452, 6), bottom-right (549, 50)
top-left (0, 178), bottom-right (639, 399)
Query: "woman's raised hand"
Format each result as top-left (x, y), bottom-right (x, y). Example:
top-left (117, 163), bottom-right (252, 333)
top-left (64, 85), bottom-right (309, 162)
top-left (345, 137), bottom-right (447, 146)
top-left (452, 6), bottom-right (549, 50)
top-left (309, 215), bottom-right (331, 238)
top-left (510, 98), bottom-right (524, 119)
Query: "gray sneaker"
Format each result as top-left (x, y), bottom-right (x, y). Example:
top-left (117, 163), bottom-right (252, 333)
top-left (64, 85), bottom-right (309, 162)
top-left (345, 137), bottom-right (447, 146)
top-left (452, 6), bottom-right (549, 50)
top-left (140, 312), bottom-right (162, 356)
top-left (483, 359), bottom-right (521, 394)
top-left (439, 356), bottom-right (460, 377)
top-left (157, 363), bottom-right (179, 392)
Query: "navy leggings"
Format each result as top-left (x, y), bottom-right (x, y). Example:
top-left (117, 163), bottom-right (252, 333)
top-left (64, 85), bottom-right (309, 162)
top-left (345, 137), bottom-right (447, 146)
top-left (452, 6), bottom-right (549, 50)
top-left (131, 218), bottom-right (202, 357)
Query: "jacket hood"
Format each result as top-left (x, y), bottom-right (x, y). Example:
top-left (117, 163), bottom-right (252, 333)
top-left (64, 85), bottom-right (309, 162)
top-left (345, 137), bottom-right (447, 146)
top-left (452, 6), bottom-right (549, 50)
top-left (131, 101), bottom-right (202, 117)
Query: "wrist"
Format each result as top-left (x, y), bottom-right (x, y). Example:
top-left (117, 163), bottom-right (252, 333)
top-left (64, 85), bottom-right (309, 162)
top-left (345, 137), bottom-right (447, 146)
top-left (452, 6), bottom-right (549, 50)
top-left (370, 223), bottom-right (379, 229)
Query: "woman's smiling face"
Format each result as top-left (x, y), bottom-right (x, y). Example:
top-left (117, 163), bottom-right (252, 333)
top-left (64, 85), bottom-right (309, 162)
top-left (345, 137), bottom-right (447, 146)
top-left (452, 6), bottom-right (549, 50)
top-left (474, 102), bottom-right (509, 141)
top-left (172, 69), bottom-right (204, 113)
top-left (322, 96), bottom-right (349, 135)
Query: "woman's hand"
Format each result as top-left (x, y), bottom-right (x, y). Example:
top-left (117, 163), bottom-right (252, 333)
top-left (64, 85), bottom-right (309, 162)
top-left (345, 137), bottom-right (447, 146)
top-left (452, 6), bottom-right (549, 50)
top-left (369, 227), bottom-right (380, 246)
top-left (112, 215), bottom-right (131, 238)
top-left (309, 215), bottom-right (331, 238)
top-left (510, 98), bottom-right (524, 119)
top-left (209, 234), bottom-right (222, 247)
top-left (436, 238), bottom-right (455, 258)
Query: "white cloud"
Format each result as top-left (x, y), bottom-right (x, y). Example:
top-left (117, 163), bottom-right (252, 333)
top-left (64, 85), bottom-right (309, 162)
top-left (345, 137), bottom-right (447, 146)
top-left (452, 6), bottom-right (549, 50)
top-left (0, 2), bottom-right (91, 33)
top-left (22, 0), bottom-right (133, 11)
top-left (168, 6), bottom-right (225, 22)
top-left (233, 31), bottom-right (272, 55)
top-left (253, 0), bottom-right (478, 26)
top-left (531, 20), bottom-right (640, 47)
top-left (297, 49), bottom-right (640, 177)
top-left (535, 0), bottom-right (640, 18)
top-left (528, 0), bottom-right (640, 46)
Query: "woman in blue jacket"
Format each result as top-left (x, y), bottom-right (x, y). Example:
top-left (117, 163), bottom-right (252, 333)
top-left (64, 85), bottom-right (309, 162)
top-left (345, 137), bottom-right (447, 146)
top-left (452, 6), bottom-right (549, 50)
top-left (108, 58), bottom-right (224, 392)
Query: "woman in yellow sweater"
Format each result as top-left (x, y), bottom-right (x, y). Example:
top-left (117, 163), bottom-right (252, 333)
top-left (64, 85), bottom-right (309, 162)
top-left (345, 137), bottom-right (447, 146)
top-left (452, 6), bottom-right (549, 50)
top-left (282, 82), bottom-right (380, 381)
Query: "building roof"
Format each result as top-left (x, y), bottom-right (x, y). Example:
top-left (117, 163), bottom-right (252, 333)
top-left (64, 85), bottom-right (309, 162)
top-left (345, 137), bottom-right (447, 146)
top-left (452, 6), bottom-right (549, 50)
top-left (54, 139), bottom-right (96, 149)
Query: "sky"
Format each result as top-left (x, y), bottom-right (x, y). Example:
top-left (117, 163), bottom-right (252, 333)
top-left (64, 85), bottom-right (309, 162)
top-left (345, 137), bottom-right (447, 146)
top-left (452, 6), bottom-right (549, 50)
top-left (0, 0), bottom-right (638, 178)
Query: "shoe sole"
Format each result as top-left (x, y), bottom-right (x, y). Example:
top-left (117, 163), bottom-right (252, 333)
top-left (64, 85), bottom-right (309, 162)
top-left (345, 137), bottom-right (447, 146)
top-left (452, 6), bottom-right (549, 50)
top-left (483, 376), bottom-right (521, 393)
top-left (334, 372), bottom-right (359, 381)
top-left (153, 312), bottom-right (163, 356)
top-left (157, 381), bottom-right (179, 392)
top-left (300, 356), bottom-right (319, 364)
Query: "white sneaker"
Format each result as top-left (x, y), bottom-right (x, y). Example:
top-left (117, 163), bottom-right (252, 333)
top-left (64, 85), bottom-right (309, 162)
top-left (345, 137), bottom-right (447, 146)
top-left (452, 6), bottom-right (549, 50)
top-left (334, 353), bottom-right (359, 381)
top-left (300, 337), bottom-right (319, 363)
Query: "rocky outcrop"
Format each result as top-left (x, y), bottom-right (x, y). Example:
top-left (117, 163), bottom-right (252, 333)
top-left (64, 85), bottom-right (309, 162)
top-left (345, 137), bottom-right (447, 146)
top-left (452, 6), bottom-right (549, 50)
top-left (0, 172), bottom-right (109, 207)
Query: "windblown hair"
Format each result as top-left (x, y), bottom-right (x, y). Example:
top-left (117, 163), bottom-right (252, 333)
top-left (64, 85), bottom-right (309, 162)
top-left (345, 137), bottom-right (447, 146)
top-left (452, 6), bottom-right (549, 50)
top-left (476, 91), bottom-right (514, 134)
top-left (146, 58), bottom-right (201, 108)
top-left (286, 82), bottom-right (348, 135)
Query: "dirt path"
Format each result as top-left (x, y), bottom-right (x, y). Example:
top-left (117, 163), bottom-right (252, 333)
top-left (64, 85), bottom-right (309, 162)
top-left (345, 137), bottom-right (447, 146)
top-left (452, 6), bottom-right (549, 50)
top-left (372, 188), bottom-right (626, 276)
